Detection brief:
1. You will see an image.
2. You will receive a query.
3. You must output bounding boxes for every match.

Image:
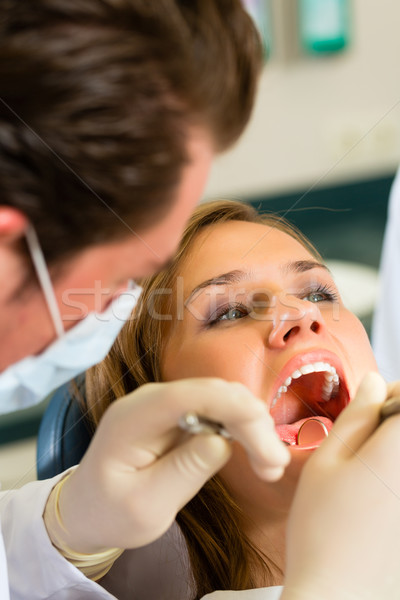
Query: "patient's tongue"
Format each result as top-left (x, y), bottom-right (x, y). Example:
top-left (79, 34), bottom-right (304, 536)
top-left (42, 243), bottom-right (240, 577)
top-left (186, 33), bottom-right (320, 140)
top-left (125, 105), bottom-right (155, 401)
top-left (276, 416), bottom-right (333, 447)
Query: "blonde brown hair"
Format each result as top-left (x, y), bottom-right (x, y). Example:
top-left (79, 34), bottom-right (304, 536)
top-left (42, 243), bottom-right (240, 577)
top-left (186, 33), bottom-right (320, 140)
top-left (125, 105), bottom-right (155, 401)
top-left (86, 200), bottom-right (322, 597)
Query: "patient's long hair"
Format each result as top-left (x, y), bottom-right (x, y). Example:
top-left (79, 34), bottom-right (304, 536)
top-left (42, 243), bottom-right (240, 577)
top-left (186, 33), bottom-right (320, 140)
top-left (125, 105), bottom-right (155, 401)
top-left (85, 199), bottom-right (321, 598)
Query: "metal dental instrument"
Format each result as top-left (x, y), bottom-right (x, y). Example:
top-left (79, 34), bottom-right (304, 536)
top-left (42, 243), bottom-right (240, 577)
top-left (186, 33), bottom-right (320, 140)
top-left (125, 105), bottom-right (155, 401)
top-left (179, 397), bottom-right (400, 446)
top-left (297, 418), bottom-right (329, 446)
top-left (179, 411), bottom-right (233, 440)
top-left (296, 394), bottom-right (400, 446)
top-left (379, 396), bottom-right (400, 424)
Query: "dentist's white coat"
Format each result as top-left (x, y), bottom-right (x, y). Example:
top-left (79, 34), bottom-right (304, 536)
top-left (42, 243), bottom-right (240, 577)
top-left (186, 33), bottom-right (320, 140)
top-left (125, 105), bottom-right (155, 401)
top-left (0, 472), bottom-right (194, 600)
top-left (0, 473), bottom-right (116, 599)
top-left (372, 168), bottom-right (400, 382)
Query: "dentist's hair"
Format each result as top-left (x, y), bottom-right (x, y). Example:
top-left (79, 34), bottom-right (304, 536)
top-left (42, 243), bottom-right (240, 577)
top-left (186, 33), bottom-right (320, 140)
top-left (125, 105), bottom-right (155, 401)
top-left (86, 199), bottom-right (321, 598)
top-left (0, 0), bottom-right (261, 268)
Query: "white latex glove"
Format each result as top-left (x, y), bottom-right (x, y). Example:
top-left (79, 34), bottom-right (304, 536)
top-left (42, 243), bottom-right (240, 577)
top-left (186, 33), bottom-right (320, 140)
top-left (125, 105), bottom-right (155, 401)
top-left (53, 378), bottom-right (290, 553)
top-left (281, 372), bottom-right (400, 600)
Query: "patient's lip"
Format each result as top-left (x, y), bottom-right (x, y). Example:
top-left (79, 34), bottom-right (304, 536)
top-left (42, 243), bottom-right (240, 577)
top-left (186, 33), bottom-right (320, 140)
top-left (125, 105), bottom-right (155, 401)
top-left (269, 349), bottom-right (349, 449)
top-left (269, 349), bottom-right (346, 409)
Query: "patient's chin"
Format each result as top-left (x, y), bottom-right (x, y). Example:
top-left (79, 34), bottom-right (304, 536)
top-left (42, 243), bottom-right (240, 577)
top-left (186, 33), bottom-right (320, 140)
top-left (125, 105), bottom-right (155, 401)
top-left (219, 442), bottom-right (310, 519)
top-left (288, 445), bottom-right (315, 469)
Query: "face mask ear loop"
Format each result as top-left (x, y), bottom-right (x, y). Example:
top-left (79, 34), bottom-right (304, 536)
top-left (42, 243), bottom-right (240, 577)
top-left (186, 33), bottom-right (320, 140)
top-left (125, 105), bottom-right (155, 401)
top-left (25, 225), bottom-right (64, 338)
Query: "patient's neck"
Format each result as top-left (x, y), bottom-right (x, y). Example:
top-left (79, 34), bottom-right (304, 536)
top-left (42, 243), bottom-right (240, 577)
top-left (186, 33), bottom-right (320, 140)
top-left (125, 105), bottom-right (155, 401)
top-left (244, 511), bottom-right (287, 587)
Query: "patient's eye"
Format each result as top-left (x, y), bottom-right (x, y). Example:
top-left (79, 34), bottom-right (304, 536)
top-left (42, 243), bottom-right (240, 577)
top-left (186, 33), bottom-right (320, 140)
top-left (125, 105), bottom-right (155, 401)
top-left (302, 284), bottom-right (338, 303)
top-left (208, 303), bottom-right (249, 326)
top-left (221, 307), bottom-right (246, 321)
top-left (305, 291), bottom-right (326, 303)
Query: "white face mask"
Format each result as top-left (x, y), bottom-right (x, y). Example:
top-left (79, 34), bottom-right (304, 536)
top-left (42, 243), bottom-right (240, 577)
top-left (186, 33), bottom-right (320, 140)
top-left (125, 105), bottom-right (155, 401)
top-left (0, 226), bottom-right (142, 415)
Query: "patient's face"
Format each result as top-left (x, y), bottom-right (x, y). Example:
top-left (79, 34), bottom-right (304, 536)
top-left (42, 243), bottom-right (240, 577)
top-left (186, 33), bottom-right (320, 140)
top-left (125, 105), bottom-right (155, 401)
top-left (161, 220), bottom-right (377, 514)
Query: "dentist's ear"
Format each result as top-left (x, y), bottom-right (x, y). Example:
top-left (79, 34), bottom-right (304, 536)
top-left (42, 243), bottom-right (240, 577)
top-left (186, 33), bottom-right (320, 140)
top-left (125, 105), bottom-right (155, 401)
top-left (0, 206), bottom-right (28, 243)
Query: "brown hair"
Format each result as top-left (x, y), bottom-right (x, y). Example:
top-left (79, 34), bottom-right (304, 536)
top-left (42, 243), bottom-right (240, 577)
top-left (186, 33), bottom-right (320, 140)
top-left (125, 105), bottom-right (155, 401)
top-left (86, 199), bottom-right (322, 598)
top-left (0, 1), bottom-right (262, 267)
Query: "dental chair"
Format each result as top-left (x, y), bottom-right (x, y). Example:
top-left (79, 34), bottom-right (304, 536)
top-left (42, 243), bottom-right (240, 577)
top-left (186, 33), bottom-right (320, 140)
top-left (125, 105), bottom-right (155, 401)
top-left (36, 376), bottom-right (93, 480)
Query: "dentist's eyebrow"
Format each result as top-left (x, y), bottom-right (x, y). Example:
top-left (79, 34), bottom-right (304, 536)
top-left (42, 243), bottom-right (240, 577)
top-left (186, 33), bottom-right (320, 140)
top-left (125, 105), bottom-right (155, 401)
top-left (186, 269), bottom-right (251, 305)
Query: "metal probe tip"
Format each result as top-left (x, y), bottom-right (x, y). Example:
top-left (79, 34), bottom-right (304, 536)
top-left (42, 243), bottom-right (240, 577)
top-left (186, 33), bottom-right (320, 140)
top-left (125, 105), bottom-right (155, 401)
top-left (179, 411), bottom-right (232, 440)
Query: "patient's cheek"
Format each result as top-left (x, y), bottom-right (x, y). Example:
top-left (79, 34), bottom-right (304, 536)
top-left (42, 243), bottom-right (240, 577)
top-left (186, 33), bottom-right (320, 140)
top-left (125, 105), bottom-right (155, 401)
top-left (162, 335), bottom-right (266, 392)
top-left (340, 313), bottom-right (378, 391)
top-left (162, 350), bottom-right (229, 380)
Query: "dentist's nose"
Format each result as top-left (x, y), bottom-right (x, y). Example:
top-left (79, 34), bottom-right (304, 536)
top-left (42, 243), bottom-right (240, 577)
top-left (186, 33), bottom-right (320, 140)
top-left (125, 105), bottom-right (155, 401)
top-left (267, 295), bottom-right (325, 349)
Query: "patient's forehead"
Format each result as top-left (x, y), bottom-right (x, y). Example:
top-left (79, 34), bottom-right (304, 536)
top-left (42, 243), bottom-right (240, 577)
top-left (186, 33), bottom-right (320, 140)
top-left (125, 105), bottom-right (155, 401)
top-left (179, 220), bottom-right (314, 285)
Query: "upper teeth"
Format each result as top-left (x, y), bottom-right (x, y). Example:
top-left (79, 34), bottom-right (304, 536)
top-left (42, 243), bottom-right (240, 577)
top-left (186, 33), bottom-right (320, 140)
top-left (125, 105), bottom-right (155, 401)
top-left (271, 361), bottom-right (339, 409)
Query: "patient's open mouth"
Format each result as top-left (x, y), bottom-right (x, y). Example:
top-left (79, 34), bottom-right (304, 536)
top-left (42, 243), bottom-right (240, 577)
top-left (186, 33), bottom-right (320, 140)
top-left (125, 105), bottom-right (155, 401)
top-left (270, 356), bottom-right (350, 449)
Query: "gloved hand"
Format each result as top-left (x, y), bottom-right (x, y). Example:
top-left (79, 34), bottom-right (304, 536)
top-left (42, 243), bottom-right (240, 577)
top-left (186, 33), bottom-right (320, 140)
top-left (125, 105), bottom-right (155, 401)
top-left (51, 378), bottom-right (290, 553)
top-left (282, 372), bottom-right (400, 600)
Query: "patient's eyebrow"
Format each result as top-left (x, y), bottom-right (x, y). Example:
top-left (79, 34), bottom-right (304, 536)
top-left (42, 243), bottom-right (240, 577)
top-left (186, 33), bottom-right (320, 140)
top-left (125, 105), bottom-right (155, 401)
top-left (186, 260), bottom-right (329, 305)
top-left (186, 269), bottom-right (250, 304)
top-left (284, 260), bottom-right (329, 275)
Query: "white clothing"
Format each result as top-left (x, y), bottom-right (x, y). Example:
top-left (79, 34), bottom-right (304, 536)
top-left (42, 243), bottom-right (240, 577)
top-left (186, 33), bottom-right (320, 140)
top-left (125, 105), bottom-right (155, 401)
top-left (0, 520), bottom-right (10, 599)
top-left (372, 168), bottom-right (400, 382)
top-left (0, 472), bottom-right (117, 600)
top-left (1, 470), bottom-right (193, 600)
top-left (202, 587), bottom-right (283, 599)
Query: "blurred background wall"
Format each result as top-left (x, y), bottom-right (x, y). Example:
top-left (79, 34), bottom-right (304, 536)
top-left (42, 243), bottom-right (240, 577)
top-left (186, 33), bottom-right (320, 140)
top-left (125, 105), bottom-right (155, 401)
top-left (205, 0), bottom-right (400, 199)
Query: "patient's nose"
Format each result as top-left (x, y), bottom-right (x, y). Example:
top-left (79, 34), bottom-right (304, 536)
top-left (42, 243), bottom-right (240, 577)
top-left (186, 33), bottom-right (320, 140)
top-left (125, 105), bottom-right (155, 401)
top-left (267, 295), bottom-right (326, 349)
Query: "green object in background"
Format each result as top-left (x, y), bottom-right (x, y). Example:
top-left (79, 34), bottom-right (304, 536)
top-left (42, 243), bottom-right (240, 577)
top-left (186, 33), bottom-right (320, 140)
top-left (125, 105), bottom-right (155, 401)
top-left (299, 0), bottom-right (350, 54)
top-left (0, 395), bottom-right (50, 445)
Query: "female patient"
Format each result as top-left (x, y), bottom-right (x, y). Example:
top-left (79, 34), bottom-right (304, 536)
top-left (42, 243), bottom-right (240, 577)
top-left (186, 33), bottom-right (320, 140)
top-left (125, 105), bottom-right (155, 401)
top-left (86, 200), bottom-right (381, 598)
